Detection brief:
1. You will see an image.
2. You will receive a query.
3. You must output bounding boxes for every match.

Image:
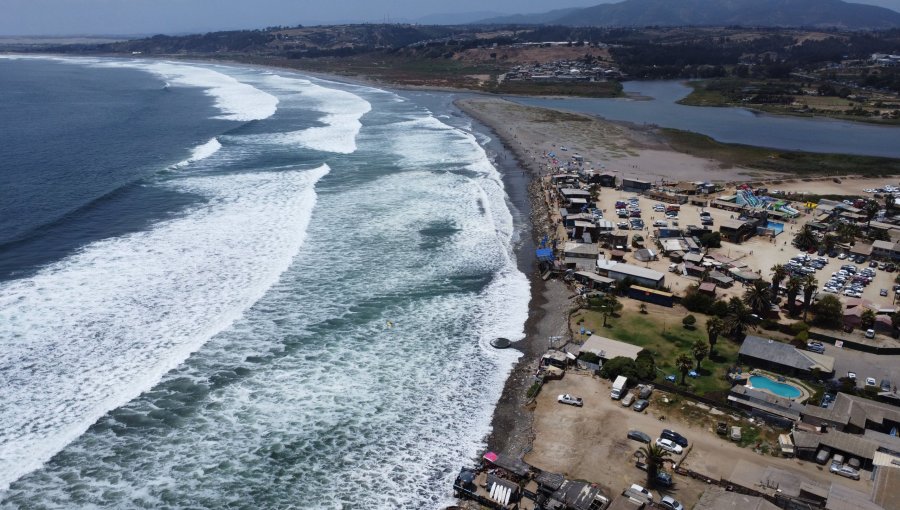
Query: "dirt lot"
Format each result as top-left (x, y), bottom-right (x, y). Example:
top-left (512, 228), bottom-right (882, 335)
top-left (526, 376), bottom-right (874, 508)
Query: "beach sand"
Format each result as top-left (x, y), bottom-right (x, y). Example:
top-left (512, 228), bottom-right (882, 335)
top-left (457, 97), bottom-right (780, 183)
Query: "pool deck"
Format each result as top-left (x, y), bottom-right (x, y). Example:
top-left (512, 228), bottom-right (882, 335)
top-left (746, 370), bottom-right (811, 403)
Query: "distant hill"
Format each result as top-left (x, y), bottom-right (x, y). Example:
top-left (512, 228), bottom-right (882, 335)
top-left (414, 11), bottom-right (508, 25)
top-left (479, 0), bottom-right (900, 29)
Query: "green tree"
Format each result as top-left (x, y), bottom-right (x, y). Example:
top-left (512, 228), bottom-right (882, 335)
top-left (682, 314), bottom-right (697, 329)
top-left (675, 353), bottom-right (694, 385)
top-left (801, 274), bottom-right (818, 321)
top-left (861, 309), bottom-right (876, 330)
top-left (743, 280), bottom-right (772, 316)
top-left (770, 264), bottom-right (787, 299)
top-left (822, 234), bottom-right (837, 253)
top-left (793, 224), bottom-right (817, 250)
top-left (639, 443), bottom-right (672, 489)
top-left (705, 316), bottom-right (724, 353)
top-left (725, 297), bottom-right (752, 339)
top-left (864, 200), bottom-right (881, 227)
top-left (812, 294), bottom-right (843, 329)
top-left (599, 356), bottom-right (639, 380)
top-left (785, 276), bottom-right (802, 316)
top-left (885, 194), bottom-right (895, 215)
top-left (692, 338), bottom-right (709, 370)
top-left (635, 349), bottom-right (656, 380)
top-left (590, 294), bottom-right (623, 327)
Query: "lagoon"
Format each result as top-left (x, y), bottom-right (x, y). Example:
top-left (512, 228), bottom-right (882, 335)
top-left (512, 81), bottom-right (900, 158)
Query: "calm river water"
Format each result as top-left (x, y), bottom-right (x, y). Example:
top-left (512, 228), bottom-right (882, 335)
top-left (512, 81), bottom-right (900, 158)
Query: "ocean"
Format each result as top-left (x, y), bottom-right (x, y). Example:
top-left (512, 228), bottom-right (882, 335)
top-left (0, 57), bottom-right (530, 508)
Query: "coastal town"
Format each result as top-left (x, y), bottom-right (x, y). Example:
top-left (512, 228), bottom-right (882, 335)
top-left (450, 102), bottom-right (900, 510)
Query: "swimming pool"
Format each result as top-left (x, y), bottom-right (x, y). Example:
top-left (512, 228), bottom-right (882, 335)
top-left (766, 221), bottom-right (785, 235)
top-left (749, 375), bottom-right (802, 399)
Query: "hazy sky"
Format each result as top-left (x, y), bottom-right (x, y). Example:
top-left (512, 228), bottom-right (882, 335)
top-left (4, 0), bottom-right (900, 36)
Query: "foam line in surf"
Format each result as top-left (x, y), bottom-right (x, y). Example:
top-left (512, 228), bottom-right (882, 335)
top-left (258, 74), bottom-right (372, 154)
top-left (171, 137), bottom-right (222, 169)
top-left (0, 165), bottom-right (329, 492)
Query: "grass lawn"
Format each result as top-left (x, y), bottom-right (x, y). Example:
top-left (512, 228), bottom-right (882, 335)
top-left (572, 308), bottom-right (741, 398)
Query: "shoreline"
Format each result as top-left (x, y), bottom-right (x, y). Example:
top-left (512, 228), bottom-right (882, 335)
top-left (456, 98), bottom-right (575, 460)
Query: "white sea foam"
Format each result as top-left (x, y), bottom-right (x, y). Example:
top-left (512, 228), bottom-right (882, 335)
top-left (0, 56), bottom-right (279, 122)
top-left (0, 165), bottom-right (328, 492)
top-left (252, 74), bottom-right (372, 154)
top-left (170, 137), bottom-right (222, 169)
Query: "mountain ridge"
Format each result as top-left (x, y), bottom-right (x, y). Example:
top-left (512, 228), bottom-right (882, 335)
top-left (477, 0), bottom-right (900, 29)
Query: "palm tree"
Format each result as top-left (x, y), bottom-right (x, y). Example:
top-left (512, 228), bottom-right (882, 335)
top-left (801, 274), bottom-right (818, 321)
top-left (692, 338), bottom-right (709, 370)
top-left (785, 276), bottom-right (802, 316)
top-left (725, 297), bottom-right (753, 339)
top-left (793, 224), bottom-right (817, 250)
top-left (770, 264), bottom-right (787, 299)
top-left (705, 316), bottom-right (724, 353)
top-left (675, 352), bottom-right (694, 385)
top-left (639, 443), bottom-right (672, 488)
top-left (822, 234), bottom-right (837, 253)
top-left (864, 200), bottom-right (880, 227)
top-left (743, 280), bottom-right (772, 316)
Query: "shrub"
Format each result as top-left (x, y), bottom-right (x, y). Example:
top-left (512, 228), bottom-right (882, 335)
top-left (760, 319), bottom-right (780, 330)
top-left (682, 315), bottom-right (697, 328)
top-left (599, 356), bottom-right (640, 380)
top-left (794, 330), bottom-right (809, 343)
top-left (578, 351), bottom-right (601, 364)
top-left (526, 381), bottom-right (542, 399)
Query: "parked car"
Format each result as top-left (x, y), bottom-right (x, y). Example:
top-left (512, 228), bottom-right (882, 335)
top-left (807, 341), bottom-right (826, 354)
top-left (621, 393), bottom-right (636, 407)
top-left (882, 379), bottom-right (892, 392)
top-left (865, 329), bottom-right (876, 339)
top-left (633, 399), bottom-right (649, 412)
top-left (557, 394), bottom-right (583, 407)
top-left (866, 377), bottom-right (877, 387)
top-left (661, 429), bottom-right (688, 447)
top-left (655, 438), bottom-right (683, 454)
top-left (627, 430), bottom-right (651, 444)
top-left (716, 422), bottom-right (728, 435)
top-left (660, 496), bottom-right (685, 510)
top-left (638, 385), bottom-right (653, 399)
top-left (881, 288), bottom-right (889, 296)
top-left (830, 462), bottom-right (861, 480)
top-left (624, 484), bottom-right (653, 503)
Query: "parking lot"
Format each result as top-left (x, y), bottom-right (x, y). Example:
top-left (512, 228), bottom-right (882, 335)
top-left (524, 375), bottom-right (873, 509)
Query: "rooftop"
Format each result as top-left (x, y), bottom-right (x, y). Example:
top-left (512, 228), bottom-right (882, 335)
top-left (578, 335), bottom-right (643, 361)
top-left (605, 262), bottom-right (665, 282)
top-left (739, 335), bottom-right (834, 373)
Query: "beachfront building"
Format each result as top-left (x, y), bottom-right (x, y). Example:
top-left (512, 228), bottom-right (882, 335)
top-left (738, 335), bottom-right (835, 378)
top-left (562, 242), bottom-right (599, 271)
top-left (719, 218), bottom-right (758, 243)
top-left (596, 258), bottom-right (665, 289)
top-left (621, 178), bottom-right (652, 193)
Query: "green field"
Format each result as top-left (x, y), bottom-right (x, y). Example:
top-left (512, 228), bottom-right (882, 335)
top-left (573, 308), bottom-right (740, 398)
top-left (661, 128), bottom-right (900, 177)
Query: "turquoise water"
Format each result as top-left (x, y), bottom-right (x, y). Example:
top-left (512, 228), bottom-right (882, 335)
top-left (766, 221), bottom-right (785, 234)
top-left (749, 375), bottom-right (801, 398)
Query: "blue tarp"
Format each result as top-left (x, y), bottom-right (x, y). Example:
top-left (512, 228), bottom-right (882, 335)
top-left (536, 248), bottom-right (555, 262)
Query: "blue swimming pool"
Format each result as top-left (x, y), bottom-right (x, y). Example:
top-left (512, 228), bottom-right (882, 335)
top-left (766, 221), bottom-right (785, 234)
top-left (749, 375), bottom-right (801, 398)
